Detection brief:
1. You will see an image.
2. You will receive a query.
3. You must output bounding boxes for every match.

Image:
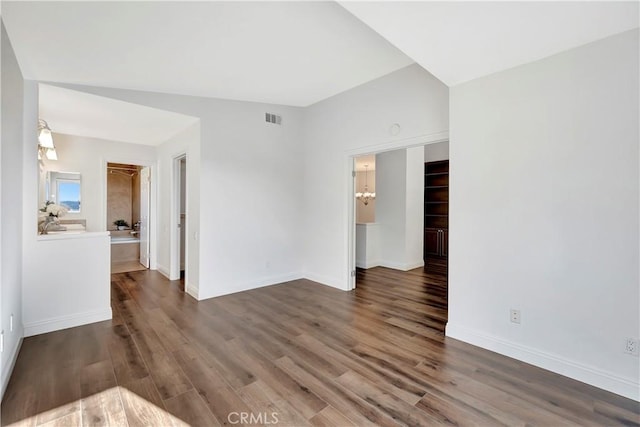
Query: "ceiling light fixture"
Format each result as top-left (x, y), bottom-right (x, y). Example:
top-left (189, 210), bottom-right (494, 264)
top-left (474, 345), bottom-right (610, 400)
top-left (355, 164), bottom-right (376, 206)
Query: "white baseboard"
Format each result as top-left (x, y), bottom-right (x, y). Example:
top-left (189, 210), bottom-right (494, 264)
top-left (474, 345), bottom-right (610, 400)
top-left (24, 308), bottom-right (113, 337)
top-left (156, 263), bottom-right (170, 279)
top-left (356, 259), bottom-right (380, 269)
top-left (185, 282), bottom-right (199, 300)
top-left (377, 260), bottom-right (424, 271)
top-left (446, 323), bottom-right (640, 402)
top-left (199, 272), bottom-right (305, 300)
top-left (1, 332), bottom-right (23, 401)
top-left (303, 272), bottom-right (347, 291)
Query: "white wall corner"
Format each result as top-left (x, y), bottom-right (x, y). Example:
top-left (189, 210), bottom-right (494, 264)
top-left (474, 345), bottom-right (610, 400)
top-left (24, 308), bottom-right (112, 337)
top-left (156, 263), bottom-right (171, 280)
top-left (199, 272), bottom-right (305, 300)
top-left (355, 259), bottom-right (381, 269)
top-left (303, 272), bottom-right (349, 291)
top-left (446, 323), bottom-right (640, 402)
top-left (377, 260), bottom-right (424, 271)
top-left (185, 282), bottom-right (200, 300)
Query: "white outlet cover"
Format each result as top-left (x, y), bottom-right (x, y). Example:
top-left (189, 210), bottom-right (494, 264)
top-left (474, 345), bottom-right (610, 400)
top-left (510, 309), bottom-right (521, 324)
top-left (625, 338), bottom-right (639, 356)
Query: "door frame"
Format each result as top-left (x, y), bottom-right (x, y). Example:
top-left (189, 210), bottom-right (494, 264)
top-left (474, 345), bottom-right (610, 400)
top-left (346, 133), bottom-right (449, 289)
top-left (102, 157), bottom-right (157, 270)
top-left (170, 153), bottom-right (188, 285)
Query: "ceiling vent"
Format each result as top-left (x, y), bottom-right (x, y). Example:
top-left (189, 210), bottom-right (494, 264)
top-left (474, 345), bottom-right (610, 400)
top-left (265, 113), bottom-right (282, 125)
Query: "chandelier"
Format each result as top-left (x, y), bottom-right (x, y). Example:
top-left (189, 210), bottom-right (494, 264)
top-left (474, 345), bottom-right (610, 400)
top-left (355, 164), bottom-right (376, 206)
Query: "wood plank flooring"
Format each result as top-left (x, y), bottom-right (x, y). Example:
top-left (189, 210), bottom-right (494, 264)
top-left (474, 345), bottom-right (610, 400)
top-left (2, 265), bottom-right (638, 426)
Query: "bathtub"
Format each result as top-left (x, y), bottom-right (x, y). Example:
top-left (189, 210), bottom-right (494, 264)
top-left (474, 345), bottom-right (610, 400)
top-left (111, 235), bottom-right (140, 244)
top-left (110, 232), bottom-right (141, 263)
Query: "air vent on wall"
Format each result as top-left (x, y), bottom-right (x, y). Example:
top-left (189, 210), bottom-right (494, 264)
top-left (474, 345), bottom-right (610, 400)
top-left (265, 113), bottom-right (282, 125)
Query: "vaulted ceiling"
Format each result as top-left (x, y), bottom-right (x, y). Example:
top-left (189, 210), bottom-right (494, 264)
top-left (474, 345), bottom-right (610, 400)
top-left (2, 1), bottom-right (413, 107)
top-left (340, 1), bottom-right (639, 86)
top-left (3, 1), bottom-right (638, 109)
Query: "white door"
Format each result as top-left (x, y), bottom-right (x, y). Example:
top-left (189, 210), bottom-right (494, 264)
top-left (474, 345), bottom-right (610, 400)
top-left (139, 166), bottom-right (150, 268)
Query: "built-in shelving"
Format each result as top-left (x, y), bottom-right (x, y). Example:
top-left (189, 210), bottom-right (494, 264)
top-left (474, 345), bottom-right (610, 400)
top-left (424, 160), bottom-right (449, 258)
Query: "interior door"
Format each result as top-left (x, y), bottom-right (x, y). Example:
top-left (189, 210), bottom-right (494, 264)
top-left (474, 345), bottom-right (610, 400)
top-left (139, 167), bottom-right (150, 268)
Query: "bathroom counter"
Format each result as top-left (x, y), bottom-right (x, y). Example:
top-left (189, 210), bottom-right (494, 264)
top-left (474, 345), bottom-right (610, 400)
top-left (37, 231), bottom-right (108, 241)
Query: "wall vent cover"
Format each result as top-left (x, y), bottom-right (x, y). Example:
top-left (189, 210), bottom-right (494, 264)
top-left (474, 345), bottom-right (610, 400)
top-left (265, 113), bottom-right (282, 125)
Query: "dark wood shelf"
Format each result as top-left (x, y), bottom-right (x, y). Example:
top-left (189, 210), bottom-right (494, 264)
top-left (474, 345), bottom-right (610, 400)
top-left (424, 160), bottom-right (449, 259)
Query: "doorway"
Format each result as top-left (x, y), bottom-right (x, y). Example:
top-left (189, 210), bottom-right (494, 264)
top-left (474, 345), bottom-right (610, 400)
top-left (171, 154), bottom-right (188, 288)
top-left (349, 141), bottom-right (449, 332)
top-left (107, 162), bottom-right (151, 274)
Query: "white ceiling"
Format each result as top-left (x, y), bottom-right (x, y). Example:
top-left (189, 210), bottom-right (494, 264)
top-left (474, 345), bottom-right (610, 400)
top-left (340, 1), bottom-right (639, 86)
top-left (3, 1), bottom-right (413, 107)
top-left (39, 84), bottom-right (199, 145)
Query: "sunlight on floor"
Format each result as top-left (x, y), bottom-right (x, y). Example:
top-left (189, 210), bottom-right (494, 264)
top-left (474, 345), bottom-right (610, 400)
top-left (7, 387), bottom-right (188, 427)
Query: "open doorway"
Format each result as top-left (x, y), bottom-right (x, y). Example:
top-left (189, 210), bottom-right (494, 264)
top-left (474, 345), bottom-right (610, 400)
top-left (108, 162), bottom-right (151, 274)
top-left (171, 154), bottom-right (188, 289)
top-left (351, 141), bottom-right (449, 333)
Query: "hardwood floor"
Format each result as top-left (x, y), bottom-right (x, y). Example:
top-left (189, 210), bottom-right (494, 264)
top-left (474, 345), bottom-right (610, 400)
top-left (2, 267), bottom-right (638, 426)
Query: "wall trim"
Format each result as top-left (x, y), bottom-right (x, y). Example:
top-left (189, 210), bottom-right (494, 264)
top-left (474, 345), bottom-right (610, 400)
top-left (344, 131), bottom-right (450, 157)
top-left (156, 263), bottom-right (170, 279)
top-left (1, 334), bottom-right (23, 401)
top-left (446, 323), bottom-right (640, 402)
top-left (303, 272), bottom-right (346, 291)
top-left (377, 260), bottom-right (424, 271)
top-left (185, 282), bottom-right (199, 300)
top-left (199, 272), bottom-right (305, 300)
top-left (24, 308), bottom-right (113, 337)
top-left (356, 259), bottom-right (380, 269)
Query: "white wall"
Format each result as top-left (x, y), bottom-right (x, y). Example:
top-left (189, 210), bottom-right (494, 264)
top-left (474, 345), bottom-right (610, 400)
top-left (355, 170), bottom-right (375, 223)
top-left (404, 146), bottom-right (425, 268)
top-left (448, 29), bottom-right (639, 400)
top-left (50, 83), bottom-right (306, 300)
top-left (21, 83), bottom-right (113, 339)
top-left (375, 147), bottom-right (424, 271)
top-left (1, 21), bottom-right (24, 398)
top-left (22, 233), bottom-right (111, 337)
top-left (424, 141), bottom-right (449, 162)
top-left (41, 133), bottom-right (156, 232)
top-left (376, 149), bottom-right (408, 268)
top-left (355, 223), bottom-right (379, 269)
top-left (303, 64), bottom-right (449, 289)
top-left (156, 122), bottom-right (200, 298)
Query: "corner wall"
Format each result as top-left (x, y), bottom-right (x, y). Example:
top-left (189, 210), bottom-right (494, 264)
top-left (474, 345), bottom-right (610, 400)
top-left (48, 83), bottom-right (306, 300)
top-left (44, 133), bottom-right (156, 232)
top-left (156, 122), bottom-right (200, 297)
top-left (302, 64), bottom-right (449, 289)
top-left (448, 29), bottom-right (640, 400)
top-left (375, 146), bottom-right (424, 270)
top-left (1, 21), bottom-right (24, 397)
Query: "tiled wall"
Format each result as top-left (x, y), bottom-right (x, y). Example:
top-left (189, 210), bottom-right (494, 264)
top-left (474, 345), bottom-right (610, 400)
top-left (106, 164), bottom-right (141, 230)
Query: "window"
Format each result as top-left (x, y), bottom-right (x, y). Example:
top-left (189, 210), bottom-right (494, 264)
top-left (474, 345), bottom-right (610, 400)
top-left (56, 179), bottom-right (81, 213)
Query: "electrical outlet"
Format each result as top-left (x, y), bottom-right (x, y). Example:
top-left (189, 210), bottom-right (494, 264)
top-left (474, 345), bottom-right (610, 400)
top-left (624, 338), bottom-right (639, 356)
top-left (1, 331), bottom-right (4, 353)
top-left (10, 314), bottom-right (13, 332)
top-left (510, 309), bottom-right (521, 324)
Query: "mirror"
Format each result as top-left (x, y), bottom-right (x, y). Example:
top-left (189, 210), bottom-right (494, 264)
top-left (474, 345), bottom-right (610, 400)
top-left (41, 170), bottom-right (82, 213)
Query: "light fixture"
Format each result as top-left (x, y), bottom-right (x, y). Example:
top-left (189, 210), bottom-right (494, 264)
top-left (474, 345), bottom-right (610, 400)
top-left (45, 148), bottom-right (58, 160)
top-left (355, 164), bottom-right (376, 206)
top-left (38, 119), bottom-right (54, 149)
top-left (37, 119), bottom-right (58, 161)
